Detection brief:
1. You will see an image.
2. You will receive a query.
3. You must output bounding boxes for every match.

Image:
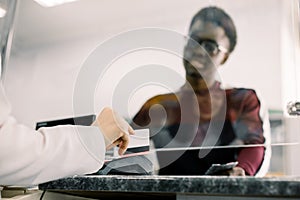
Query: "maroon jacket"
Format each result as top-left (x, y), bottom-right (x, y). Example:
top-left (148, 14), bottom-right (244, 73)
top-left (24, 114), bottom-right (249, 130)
top-left (132, 82), bottom-right (266, 176)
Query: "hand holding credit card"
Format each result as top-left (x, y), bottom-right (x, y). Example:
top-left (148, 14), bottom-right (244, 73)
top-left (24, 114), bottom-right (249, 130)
top-left (106, 129), bottom-right (150, 160)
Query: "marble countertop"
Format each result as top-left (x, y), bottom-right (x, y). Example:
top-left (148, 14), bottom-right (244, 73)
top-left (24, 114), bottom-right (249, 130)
top-left (39, 175), bottom-right (300, 198)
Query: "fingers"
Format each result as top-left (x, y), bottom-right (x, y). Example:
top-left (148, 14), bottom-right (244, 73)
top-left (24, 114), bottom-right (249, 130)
top-left (96, 107), bottom-right (133, 154)
top-left (111, 126), bottom-right (132, 155)
top-left (118, 135), bottom-right (129, 155)
top-left (107, 132), bottom-right (130, 155)
top-left (228, 167), bottom-right (246, 176)
top-left (106, 132), bottom-right (123, 150)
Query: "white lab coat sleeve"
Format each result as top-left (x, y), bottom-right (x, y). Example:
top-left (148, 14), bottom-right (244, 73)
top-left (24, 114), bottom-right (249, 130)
top-left (0, 83), bottom-right (106, 186)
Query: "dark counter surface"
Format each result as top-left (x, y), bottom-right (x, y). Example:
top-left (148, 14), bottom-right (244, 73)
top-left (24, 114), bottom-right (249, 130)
top-left (39, 175), bottom-right (300, 198)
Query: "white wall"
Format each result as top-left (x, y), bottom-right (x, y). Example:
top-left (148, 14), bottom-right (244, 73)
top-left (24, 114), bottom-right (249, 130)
top-left (3, 0), bottom-right (284, 128)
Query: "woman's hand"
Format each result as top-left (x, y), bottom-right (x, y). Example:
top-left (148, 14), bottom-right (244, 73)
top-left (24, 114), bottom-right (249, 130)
top-left (92, 107), bottom-right (135, 155)
top-left (227, 166), bottom-right (246, 176)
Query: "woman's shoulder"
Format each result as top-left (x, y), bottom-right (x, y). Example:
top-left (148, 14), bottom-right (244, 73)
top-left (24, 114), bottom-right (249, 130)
top-left (145, 93), bottom-right (178, 105)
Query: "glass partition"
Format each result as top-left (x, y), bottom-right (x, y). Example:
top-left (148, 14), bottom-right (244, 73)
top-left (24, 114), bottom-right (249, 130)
top-left (2, 0), bottom-right (300, 177)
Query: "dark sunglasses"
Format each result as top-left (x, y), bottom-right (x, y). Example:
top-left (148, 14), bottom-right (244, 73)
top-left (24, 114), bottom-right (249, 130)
top-left (186, 35), bottom-right (228, 56)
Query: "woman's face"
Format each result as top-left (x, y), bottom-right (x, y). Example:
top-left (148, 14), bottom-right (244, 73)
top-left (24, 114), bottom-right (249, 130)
top-left (183, 19), bottom-right (230, 83)
top-left (183, 19), bottom-right (230, 120)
